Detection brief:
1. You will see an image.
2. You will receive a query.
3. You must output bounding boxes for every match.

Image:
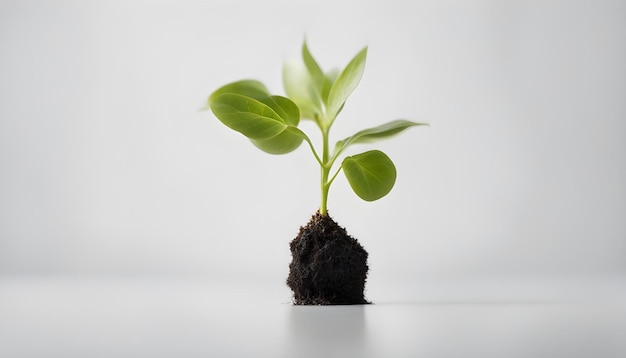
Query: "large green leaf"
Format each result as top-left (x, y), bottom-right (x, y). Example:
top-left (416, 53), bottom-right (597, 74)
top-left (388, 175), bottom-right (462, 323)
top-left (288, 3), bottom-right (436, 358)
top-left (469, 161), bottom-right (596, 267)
top-left (260, 95), bottom-right (300, 127)
top-left (209, 93), bottom-right (287, 140)
top-left (209, 80), bottom-right (269, 103)
top-left (209, 80), bottom-right (300, 128)
top-left (327, 47), bottom-right (367, 120)
top-left (335, 120), bottom-right (428, 154)
top-left (342, 150), bottom-right (397, 201)
top-left (252, 96), bottom-right (305, 154)
top-left (251, 126), bottom-right (305, 155)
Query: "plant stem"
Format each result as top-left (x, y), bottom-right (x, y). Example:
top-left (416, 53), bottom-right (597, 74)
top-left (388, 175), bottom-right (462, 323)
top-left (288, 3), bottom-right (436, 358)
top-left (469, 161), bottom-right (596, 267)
top-left (320, 126), bottom-right (330, 215)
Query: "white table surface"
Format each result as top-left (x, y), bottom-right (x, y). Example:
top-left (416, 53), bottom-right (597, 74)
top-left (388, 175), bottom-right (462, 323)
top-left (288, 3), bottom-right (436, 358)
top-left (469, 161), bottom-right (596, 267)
top-left (1, 276), bottom-right (625, 358)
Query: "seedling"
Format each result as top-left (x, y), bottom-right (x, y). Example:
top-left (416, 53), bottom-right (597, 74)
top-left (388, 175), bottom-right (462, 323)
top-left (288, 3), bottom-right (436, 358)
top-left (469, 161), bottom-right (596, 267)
top-left (208, 42), bottom-right (426, 214)
top-left (206, 41), bottom-right (427, 304)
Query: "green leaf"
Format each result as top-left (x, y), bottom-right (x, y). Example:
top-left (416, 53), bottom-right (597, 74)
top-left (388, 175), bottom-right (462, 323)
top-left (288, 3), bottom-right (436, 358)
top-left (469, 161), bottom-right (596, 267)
top-left (321, 68), bottom-right (340, 106)
top-left (209, 80), bottom-right (299, 128)
top-left (327, 47), bottom-right (367, 120)
top-left (282, 59), bottom-right (321, 121)
top-left (302, 41), bottom-right (325, 104)
top-left (260, 95), bottom-right (299, 127)
top-left (335, 120), bottom-right (428, 154)
top-left (209, 80), bottom-right (269, 104)
top-left (210, 93), bottom-right (287, 140)
top-left (342, 150), bottom-right (397, 201)
top-left (251, 126), bottom-right (305, 155)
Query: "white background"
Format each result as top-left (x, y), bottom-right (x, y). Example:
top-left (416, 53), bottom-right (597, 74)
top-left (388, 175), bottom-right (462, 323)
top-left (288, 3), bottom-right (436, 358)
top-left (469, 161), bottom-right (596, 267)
top-left (1, 1), bottom-right (625, 356)
top-left (1, 0), bottom-right (624, 287)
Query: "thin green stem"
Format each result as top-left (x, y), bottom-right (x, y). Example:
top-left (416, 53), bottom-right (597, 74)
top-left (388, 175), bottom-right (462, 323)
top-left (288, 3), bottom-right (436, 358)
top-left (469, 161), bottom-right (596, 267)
top-left (320, 126), bottom-right (330, 215)
top-left (327, 164), bottom-right (343, 188)
top-left (328, 145), bottom-right (343, 173)
top-left (302, 134), bottom-right (323, 167)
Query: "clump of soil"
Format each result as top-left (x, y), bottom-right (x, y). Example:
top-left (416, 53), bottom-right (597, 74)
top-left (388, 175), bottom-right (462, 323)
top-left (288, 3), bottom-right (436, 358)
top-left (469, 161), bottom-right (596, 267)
top-left (287, 211), bottom-right (369, 305)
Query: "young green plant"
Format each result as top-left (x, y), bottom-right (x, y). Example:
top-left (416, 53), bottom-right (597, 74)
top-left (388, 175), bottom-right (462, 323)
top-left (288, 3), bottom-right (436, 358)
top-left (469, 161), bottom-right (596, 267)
top-left (207, 42), bottom-right (427, 215)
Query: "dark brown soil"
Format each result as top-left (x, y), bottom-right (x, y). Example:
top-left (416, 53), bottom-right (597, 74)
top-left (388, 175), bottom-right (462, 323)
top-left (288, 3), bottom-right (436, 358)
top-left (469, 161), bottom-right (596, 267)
top-left (286, 211), bottom-right (369, 305)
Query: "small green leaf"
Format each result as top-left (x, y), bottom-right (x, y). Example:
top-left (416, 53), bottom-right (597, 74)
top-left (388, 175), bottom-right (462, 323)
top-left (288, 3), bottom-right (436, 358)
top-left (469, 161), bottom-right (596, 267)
top-left (342, 150), bottom-right (397, 201)
top-left (335, 120), bottom-right (428, 154)
top-left (327, 47), bottom-right (367, 120)
top-left (210, 93), bottom-right (287, 140)
top-left (321, 68), bottom-right (340, 106)
top-left (251, 126), bottom-right (306, 155)
top-left (282, 59), bottom-right (321, 121)
top-left (302, 41), bottom-right (325, 104)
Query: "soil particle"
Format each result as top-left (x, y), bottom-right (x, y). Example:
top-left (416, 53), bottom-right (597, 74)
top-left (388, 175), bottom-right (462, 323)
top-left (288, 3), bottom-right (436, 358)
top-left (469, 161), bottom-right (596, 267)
top-left (287, 211), bottom-right (369, 305)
